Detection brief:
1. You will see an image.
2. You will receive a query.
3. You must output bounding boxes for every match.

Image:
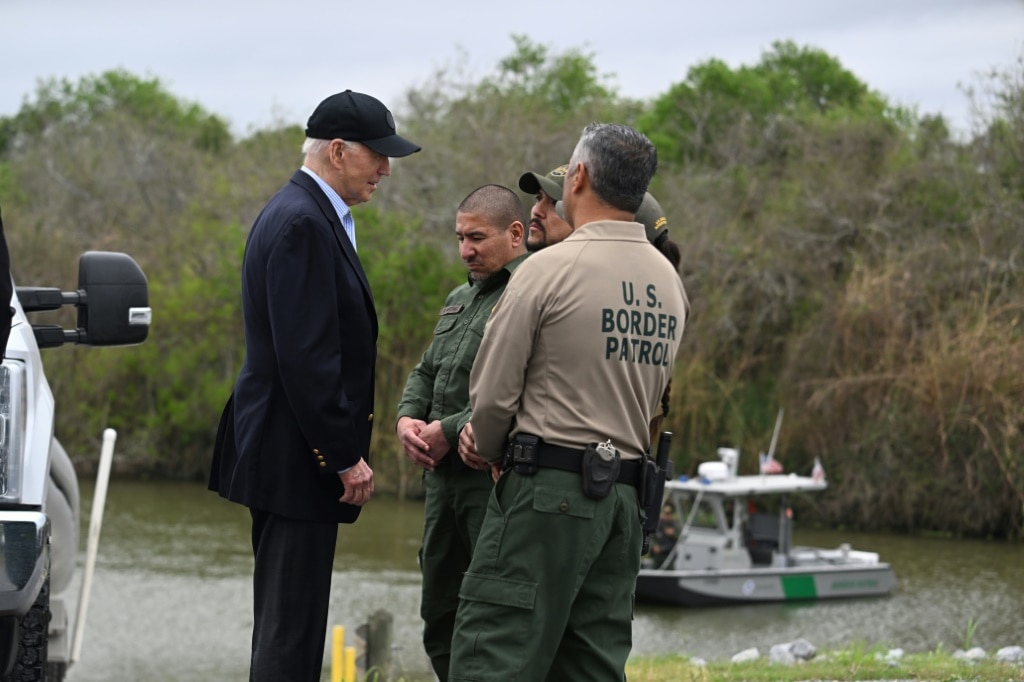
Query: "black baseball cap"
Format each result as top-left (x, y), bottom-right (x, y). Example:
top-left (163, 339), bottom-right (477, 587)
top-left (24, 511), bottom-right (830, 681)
top-left (518, 164), bottom-right (569, 200)
top-left (305, 90), bottom-right (421, 158)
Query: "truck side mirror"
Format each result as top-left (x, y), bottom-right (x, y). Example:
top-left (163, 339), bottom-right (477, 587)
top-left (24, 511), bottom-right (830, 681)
top-left (76, 251), bottom-right (151, 346)
top-left (15, 251), bottom-right (152, 348)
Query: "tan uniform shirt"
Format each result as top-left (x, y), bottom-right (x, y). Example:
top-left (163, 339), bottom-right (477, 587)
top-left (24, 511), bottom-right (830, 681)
top-left (469, 220), bottom-right (689, 463)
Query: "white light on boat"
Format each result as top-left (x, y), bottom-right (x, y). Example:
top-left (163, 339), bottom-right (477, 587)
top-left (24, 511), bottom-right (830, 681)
top-left (698, 461), bottom-right (730, 481)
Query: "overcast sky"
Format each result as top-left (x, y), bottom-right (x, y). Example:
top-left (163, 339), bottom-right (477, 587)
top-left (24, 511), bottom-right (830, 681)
top-left (3, 0), bottom-right (1023, 138)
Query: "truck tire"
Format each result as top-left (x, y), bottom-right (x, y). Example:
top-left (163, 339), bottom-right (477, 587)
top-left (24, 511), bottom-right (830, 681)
top-left (0, 573), bottom-right (51, 682)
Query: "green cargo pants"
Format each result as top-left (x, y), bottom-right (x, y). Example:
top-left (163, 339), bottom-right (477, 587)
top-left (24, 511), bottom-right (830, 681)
top-left (448, 467), bottom-right (642, 682)
top-left (419, 462), bottom-right (493, 681)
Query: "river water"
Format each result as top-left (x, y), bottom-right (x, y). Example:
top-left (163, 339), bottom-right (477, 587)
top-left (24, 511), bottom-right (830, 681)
top-left (65, 480), bottom-right (1024, 681)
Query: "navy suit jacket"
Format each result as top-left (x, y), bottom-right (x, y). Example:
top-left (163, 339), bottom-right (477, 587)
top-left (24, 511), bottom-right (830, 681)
top-left (210, 170), bottom-right (377, 523)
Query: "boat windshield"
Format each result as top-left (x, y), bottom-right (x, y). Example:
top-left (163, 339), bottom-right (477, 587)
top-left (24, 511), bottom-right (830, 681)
top-left (679, 496), bottom-right (722, 531)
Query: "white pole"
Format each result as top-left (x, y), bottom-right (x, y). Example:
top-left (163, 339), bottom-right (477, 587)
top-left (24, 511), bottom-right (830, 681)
top-left (767, 409), bottom-right (785, 461)
top-left (70, 427), bottom-right (116, 663)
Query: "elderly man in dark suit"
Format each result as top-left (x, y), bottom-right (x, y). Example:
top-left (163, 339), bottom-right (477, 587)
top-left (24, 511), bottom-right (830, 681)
top-left (210, 90), bottom-right (420, 681)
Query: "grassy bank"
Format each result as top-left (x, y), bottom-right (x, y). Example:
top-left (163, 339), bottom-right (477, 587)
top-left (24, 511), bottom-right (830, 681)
top-left (624, 646), bottom-right (1024, 681)
top-left (372, 645), bottom-right (1024, 681)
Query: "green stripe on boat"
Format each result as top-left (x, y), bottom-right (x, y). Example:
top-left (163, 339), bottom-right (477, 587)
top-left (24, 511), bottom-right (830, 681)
top-left (782, 575), bottom-right (817, 599)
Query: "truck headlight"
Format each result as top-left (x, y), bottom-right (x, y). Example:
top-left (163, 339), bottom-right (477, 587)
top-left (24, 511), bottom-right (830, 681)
top-left (0, 360), bottom-right (27, 501)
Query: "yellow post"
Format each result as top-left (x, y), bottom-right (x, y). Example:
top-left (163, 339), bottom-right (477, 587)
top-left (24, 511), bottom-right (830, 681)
top-left (344, 646), bottom-right (356, 682)
top-left (331, 625), bottom-right (345, 682)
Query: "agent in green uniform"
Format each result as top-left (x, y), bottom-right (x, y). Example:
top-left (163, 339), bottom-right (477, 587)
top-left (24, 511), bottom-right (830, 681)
top-left (450, 124), bottom-right (690, 682)
top-left (396, 184), bottom-right (527, 681)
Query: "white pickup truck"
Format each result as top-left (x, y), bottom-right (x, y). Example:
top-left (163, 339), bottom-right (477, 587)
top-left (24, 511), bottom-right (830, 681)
top-left (0, 251), bottom-right (151, 681)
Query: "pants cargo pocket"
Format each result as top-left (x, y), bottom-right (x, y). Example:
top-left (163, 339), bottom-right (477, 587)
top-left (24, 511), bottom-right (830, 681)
top-left (450, 572), bottom-right (537, 681)
top-left (532, 484), bottom-right (596, 520)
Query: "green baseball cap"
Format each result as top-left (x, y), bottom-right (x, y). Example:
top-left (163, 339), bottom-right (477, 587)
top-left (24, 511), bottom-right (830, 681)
top-left (518, 164), bottom-right (570, 200)
top-left (636, 192), bottom-right (669, 246)
top-left (553, 191), bottom-right (669, 246)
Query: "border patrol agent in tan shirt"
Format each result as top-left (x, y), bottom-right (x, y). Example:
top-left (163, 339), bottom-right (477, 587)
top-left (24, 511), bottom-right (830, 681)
top-left (449, 123), bottom-right (689, 681)
top-left (493, 165), bottom-right (683, 448)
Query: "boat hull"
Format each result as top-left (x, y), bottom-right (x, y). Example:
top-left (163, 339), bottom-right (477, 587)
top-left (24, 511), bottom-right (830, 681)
top-left (635, 563), bottom-right (895, 607)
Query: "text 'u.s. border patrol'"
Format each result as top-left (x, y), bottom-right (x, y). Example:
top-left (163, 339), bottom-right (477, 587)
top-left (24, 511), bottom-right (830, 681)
top-left (602, 280), bottom-right (680, 365)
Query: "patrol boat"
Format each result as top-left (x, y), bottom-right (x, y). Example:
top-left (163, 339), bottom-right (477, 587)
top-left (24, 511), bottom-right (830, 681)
top-left (635, 436), bottom-right (895, 606)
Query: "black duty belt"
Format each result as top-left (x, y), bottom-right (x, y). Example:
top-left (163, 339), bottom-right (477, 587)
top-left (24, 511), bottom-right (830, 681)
top-left (532, 442), bottom-right (641, 487)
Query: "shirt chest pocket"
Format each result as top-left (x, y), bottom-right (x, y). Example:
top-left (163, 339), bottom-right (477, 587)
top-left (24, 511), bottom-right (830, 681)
top-left (433, 314), bottom-right (459, 335)
top-left (434, 304), bottom-right (491, 338)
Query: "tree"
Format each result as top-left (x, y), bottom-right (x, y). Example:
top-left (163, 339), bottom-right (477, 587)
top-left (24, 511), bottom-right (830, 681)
top-left (0, 69), bottom-right (230, 156)
top-left (638, 40), bottom-right (892, 168)
top-left (385, 35), bottom-right (630, 238)
top-left (492, 34), bottom-right (619, 118)
top-left (0, 70), bottom-right (242, 474)
top-left (0, 70), bottom-right (233, 283)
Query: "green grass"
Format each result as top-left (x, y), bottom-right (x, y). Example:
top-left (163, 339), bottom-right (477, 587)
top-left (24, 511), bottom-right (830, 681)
top-left (356, 645), bottom-right (1024, 681)
top-left (624, 645), bottom-right (1024, 682)
top-left (962, 616), bottom-right (980, 650)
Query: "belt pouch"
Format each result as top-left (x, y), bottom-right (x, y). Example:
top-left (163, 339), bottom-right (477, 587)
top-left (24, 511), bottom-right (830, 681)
top-left (581, 442), bottom-right (620, 499)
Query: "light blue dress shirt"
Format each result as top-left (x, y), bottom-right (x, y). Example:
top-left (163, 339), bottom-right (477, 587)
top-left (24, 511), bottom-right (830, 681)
top-left (300, 166), bottom-right (356, 251)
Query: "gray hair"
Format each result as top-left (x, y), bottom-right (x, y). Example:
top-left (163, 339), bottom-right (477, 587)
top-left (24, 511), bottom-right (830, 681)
top-left (569, 123), bottom-right (657, 214)
top-left (302, 138), bottom-right (358, 156)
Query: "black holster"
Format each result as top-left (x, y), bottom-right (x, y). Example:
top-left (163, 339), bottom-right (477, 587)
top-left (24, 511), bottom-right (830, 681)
top-left (640, 432), bottom-right (673, 555)
top-left (581, 442), bottom-right (620, 500)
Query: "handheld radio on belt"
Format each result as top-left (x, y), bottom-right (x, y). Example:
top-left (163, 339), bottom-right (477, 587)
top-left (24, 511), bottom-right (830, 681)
top-left (640, 431), bottom-right (673, 555)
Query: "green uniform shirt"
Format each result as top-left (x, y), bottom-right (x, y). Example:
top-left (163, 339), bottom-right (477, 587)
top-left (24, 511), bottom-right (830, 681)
top-left (397, 253), bottom-right (528, 450)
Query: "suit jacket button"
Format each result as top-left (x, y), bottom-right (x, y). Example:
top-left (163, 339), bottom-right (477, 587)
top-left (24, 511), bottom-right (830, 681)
top-left (367, 413), bottom-right (374, 422)
top-left (313, 448), bottom-right (320, 455)
top-left (319, 462), bottom-right (327, 468)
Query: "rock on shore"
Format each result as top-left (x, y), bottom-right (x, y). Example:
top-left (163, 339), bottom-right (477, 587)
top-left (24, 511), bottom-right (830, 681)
top-left (726, 640), bottom-right (1024, 667)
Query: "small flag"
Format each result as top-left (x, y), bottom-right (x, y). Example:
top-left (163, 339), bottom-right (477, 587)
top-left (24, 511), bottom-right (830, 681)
top-left (811, 456), bottom-right (826, 482)
top-left (759, 451), bottom-right (783, 475)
